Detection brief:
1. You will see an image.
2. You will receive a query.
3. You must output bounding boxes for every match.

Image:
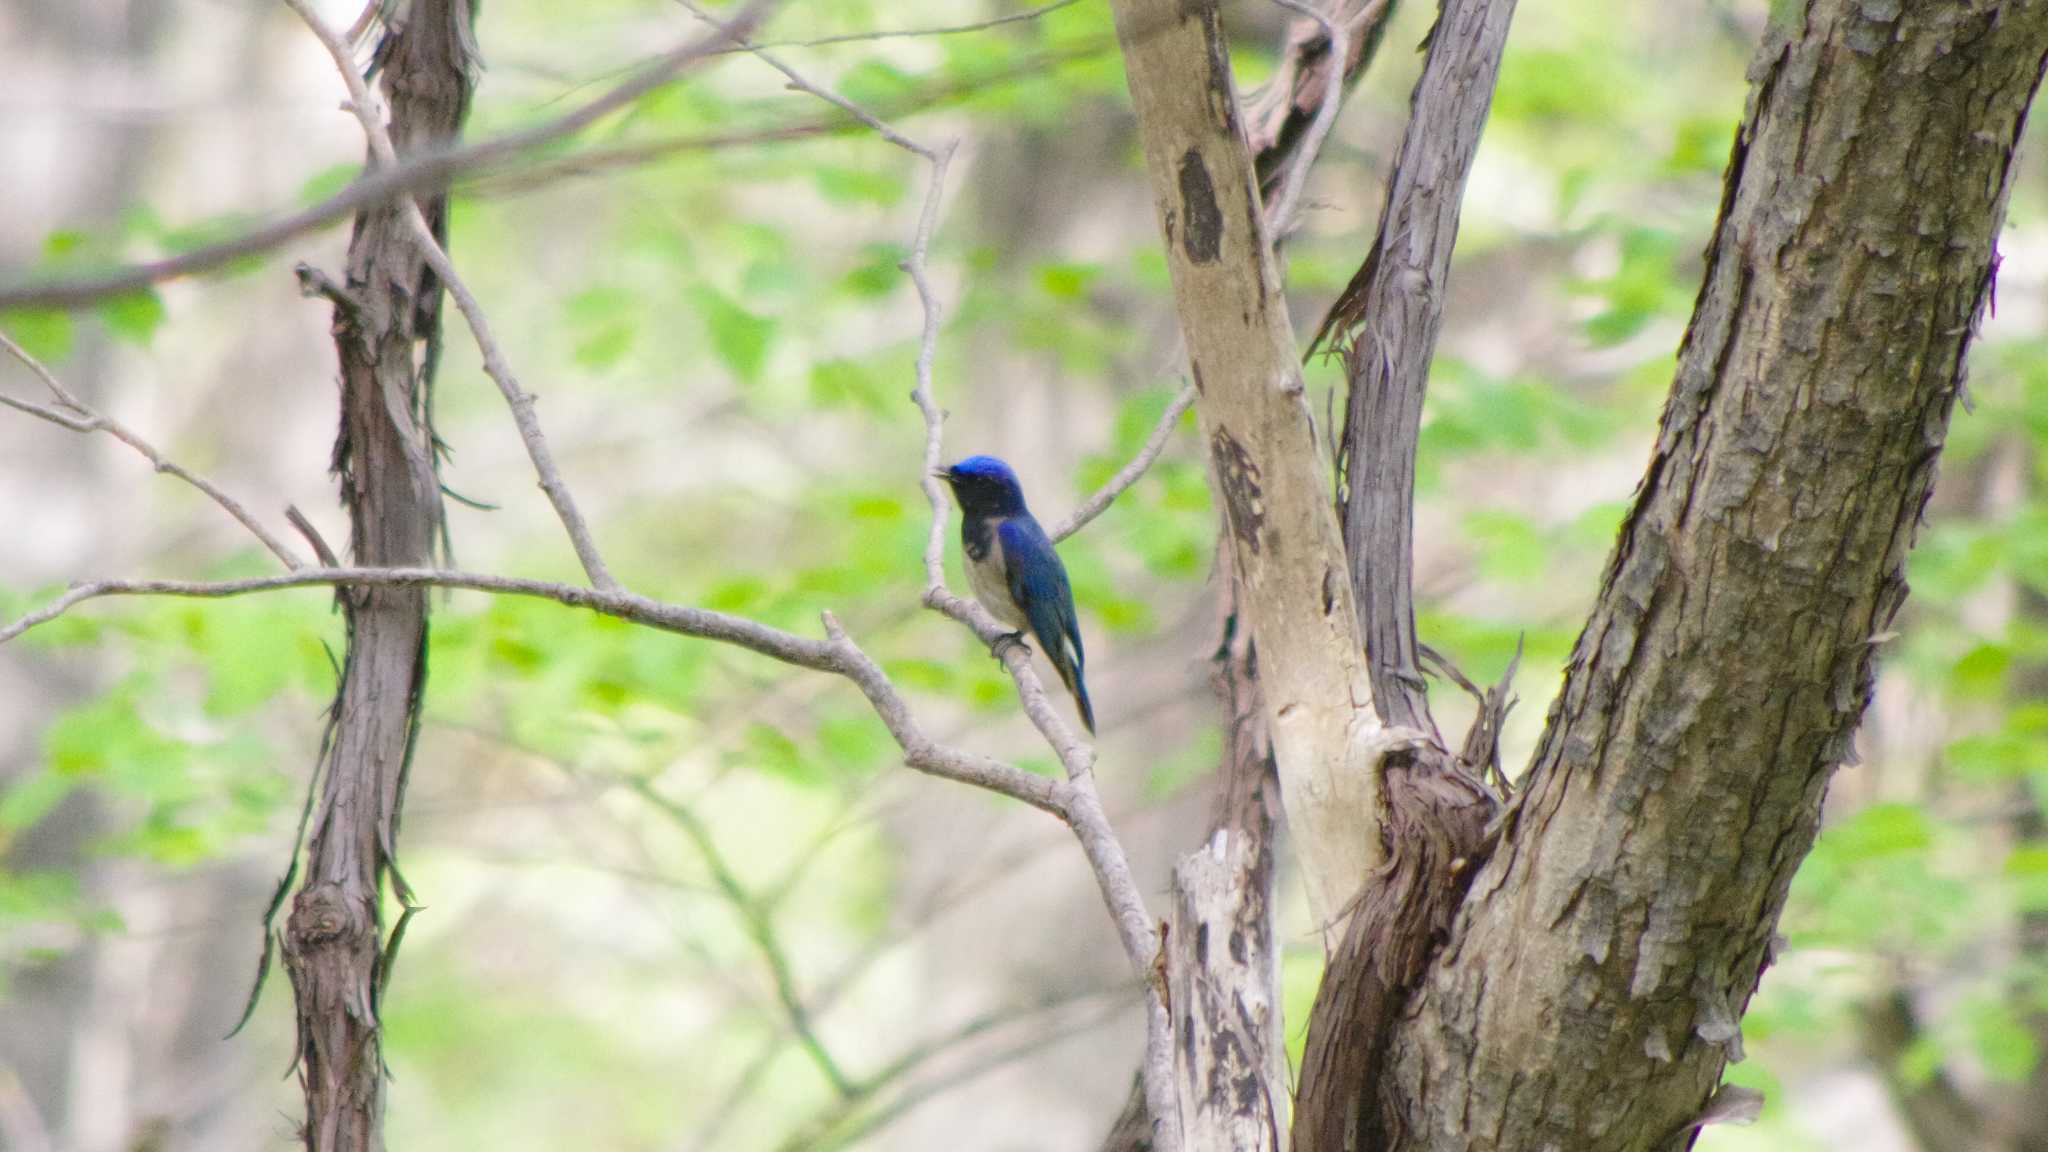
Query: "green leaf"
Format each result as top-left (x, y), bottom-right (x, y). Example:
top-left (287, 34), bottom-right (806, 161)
top-left (694, 286), bottom-right (776, 384)
top-left (98, 289), bottom-right (166, 347)
top-left (1036, 262), bottom-right (1103, 301)
top-left (42, 229), bottom-right (91, 261)
top-left (810, 359), bottom-right (889, 414)
top-left (1966, 997), bottom-right (2039, 1082)
top-left (813, 164), bottom-right (907, 207)
top-left (298, 162), bottom-right (362, 206)
top-left (745, 723), bottom-right (815, 786)
top-left (1821, 803), bottom-right (1933, 861)
top-left (1, 310), bottom-right (74, 364)
top-left (564, 286), bottom-right (638, 372)
top-left (2007, 844), bottom-right (2048, 913)
top-left (1950, 643), bottom-right (2012, 698)
top-left (838, 244), bottom-right (906, 300)
top-left (0, 771), bottom-right (76, 835)
top-left (837, 60), bottom-right (922, 109)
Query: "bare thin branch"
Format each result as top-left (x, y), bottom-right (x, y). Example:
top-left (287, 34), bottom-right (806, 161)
top-left (1047, 383), bottom-right (1195, 543)
top-left (0, 0), bottom-right (775, 313)
top-left (0, 564), bottom-right (1071, 815)
top-left (626, 777), bottom-right (855, 1097)
top-left (672, 0), bottom-right (937, 157)
top-left (781, 989), bottom-right (1133, 1152)
top-left (0, 330), bottom-right (304, 569)
top-left (726, 0), bottom-right (1082, 53)
top-left (286, 0), bottom-right (617, 590)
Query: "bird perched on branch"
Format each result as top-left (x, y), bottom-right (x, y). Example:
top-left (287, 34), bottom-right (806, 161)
top-left (937, 456), bottom-right (1095, 734)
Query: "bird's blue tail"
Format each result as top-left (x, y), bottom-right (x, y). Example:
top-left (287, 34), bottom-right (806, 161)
top-left (1053, 656), bottom-right (1095, 734)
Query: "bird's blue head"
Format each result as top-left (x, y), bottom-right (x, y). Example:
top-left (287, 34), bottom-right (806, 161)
top-left (938, 455), bottom-right (1029, 517)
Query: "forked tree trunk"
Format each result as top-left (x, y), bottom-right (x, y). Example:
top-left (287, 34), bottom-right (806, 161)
top-left (282, 4), bottom-right (475, 1149)
top-left (1110, 0), bottom-right (2048, 1149)
top-left (1383, 4), bottom-right (2048, 1150)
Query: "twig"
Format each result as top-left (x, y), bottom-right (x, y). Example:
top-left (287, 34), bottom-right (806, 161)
top-left (285, 0), bottom-right (617, 591)
top-left (285, 505), bottom-right (342, 569)
top-left (0, 330), bottom-right (304, 570)
top-left (720, 0), bottom-right (1082, 53)
top-left (646, 794), bottom-right (859, 1071)
top-left (0, 0), bottom-right (775, 312)
top-left (672, 0), bottom-right (930, 154)
top-left (1047, 382), bottom-right (1196, 543)
top-left (783, 993), bottom-right (1132, 1152)
top-left (626, 777), bottom-right (856, 1098)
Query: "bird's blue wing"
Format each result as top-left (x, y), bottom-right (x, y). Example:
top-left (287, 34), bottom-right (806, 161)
top-left (999, 517), bottom-right (1093, 731)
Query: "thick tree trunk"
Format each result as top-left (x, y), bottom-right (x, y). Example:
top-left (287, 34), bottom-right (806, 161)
top-left (282, 4), bottom-right (475, 1150)
top-left (1383, 4), bottom-right (2048, 1150)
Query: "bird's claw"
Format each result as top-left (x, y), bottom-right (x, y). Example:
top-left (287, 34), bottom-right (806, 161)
top-left (991, 631), bottom-right (1032, 661)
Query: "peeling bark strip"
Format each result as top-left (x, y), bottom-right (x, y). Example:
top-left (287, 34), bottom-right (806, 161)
top-left (1109, 0), bottom-right (1382, 926)
top-left (1290, 753), bottom-right (1490, 1152)
top-left (1384, 5), bottom-right (2048, 1150)
top-left (285, 3), bottom-right (476, 1149)
top-left (1321, 0), bottom-right (1517, 735)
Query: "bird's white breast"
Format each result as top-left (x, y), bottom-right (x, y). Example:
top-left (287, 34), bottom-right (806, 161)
top-left (966, 523), bottom-right (1029, 629)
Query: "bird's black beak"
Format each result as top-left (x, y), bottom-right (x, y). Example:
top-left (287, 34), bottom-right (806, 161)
top-left (931, 465), bottom-right (954, 482)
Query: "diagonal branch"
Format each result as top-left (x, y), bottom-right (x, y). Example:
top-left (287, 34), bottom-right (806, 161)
top-left (625, 777), bottom-right (854, 1097)
top-left (286, 0), bottom-right (616, 590)
top-left (1047, 382), bottom-right (1196, 544)
top-left (718, 0), bottom-right (1082, 53)
top-left (0, 331), bottom-right (305, 570)
top-left (0, 0), bottom-right (775, 313)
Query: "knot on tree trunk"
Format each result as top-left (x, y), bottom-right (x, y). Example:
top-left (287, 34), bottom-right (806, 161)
top-left (287, 882), bottom-right (372, 953)
top-left (285, 882), bottom-right (382, 1025)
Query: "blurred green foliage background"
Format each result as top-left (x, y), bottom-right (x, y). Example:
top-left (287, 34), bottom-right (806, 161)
top-left (0, 0), bottom-right (2043, 1149)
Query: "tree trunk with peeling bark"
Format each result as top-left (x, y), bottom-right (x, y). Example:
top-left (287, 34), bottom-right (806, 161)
top-left (282, 4), bottom-right (475, 1150)
top-left (1108, 0), bottom-right (1387, 937)
top-left (1108, 0), bottom-right (2048, 1149)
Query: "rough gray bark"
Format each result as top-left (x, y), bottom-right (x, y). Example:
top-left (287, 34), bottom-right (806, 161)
top-left (1319, 0), bottom-right (1516, 736)
top-left (1285, 3), bottom-right (1514, 1144)
top-left (282, 4), bottom-right (475, 1149)
top-left (1382, 4), bottom-right (2048, 1150)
